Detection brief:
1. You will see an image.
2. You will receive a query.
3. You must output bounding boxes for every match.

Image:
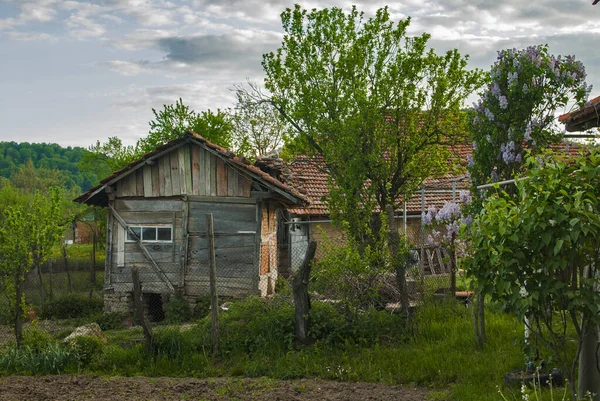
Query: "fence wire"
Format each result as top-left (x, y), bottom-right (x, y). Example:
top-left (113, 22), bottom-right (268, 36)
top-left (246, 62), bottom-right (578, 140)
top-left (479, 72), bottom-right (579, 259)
top-left (0, 233), bottom-right (461, 348)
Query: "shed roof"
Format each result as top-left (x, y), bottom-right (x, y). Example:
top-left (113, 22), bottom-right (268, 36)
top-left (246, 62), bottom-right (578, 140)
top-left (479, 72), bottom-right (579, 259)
top-left (75, 131), bottom-right (310, 206)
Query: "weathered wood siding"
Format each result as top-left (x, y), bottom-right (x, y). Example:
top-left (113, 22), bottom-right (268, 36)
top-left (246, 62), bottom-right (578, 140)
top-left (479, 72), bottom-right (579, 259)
top-left (115, 143), bottom-right (252, 199)
top-left (259, 201), bottom-right (278, 296)
top-left (186, 200), bottom-right (259, 297)
top-left (108, 199), bottom-right (183, 293)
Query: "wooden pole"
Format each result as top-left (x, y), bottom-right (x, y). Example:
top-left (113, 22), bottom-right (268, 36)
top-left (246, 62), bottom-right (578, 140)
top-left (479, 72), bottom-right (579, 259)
top-left (206, 213), bottom-right (219, 359)
top-left (292, 241), bottom-right (317, 345)
top-left (132, 266), bottom-right (155, 355)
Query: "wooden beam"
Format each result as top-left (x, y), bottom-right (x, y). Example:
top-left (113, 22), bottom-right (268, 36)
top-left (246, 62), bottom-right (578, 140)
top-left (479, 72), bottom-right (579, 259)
top-left (206, 213), bottom-right (220, 359)
top-left (108, 205), bottom-right (175, 292)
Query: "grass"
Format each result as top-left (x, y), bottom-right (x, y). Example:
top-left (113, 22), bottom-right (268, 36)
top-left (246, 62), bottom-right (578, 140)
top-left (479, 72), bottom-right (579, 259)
top-left (0, 293), bottom-right (580, 401)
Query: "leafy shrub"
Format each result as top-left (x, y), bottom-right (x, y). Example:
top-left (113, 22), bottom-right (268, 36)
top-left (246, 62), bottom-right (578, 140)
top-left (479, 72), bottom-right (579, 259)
top-left (193, 296), bottom-right (211, 318)
top-left (21, 323), bottom-right (57, 352)
top-left (70, 335), bottom-right (103, 365)
top-left (0, 343), bottom-right (77, 374)
top-left (42, 294), bottom-right (103, 319)
top-left (164, 296), bottom-right (191, 324)
top-left (95, 312), bottom-right (128, 331)
top-left (153, 326), bottom-right (198, 359)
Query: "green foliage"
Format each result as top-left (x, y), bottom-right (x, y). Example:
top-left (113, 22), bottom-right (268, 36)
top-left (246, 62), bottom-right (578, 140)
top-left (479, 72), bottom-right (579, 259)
top-left (314, 240), bottom-right (392, 321)
top-left (95, 312), bottom-right (128, 331)
top-left (70, 335), bottom-right (103, 365)
top-left (79, 136), bottom-right (138, 176)
top-left (0, 343), bottom-right (78, 375)
top-left (139, 99), bottom-right (235, 155)
top-left (21, 323), bottom-right (57, 352)
top-left (263, 5), bottom-right (483, 242)
top-left (153, 326), bottom-right (199, 360)
top-left (164, 297), bottom-right (192, 324)
top-left (42, 294), bottom-right (103, 319)
top-left (469, 45), bottom-right (590, 190)
top-left (0, 141), bottom-right (99, 191)
top-left (464, 149), bottom-right (600, 398)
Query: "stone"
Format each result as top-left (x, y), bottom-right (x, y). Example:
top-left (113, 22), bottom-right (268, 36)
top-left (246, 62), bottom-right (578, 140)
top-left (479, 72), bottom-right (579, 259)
top-left (63, 323), bottom-right (108, 344)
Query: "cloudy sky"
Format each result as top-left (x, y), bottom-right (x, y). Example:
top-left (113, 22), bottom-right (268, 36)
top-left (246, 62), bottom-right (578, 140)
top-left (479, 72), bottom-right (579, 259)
top-left (1, 0), bottom-right (599, 148)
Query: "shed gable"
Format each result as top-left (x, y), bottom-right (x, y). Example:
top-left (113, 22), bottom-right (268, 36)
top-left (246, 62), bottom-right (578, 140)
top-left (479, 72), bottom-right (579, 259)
top-left (115, 143), bottom-right (252, 198)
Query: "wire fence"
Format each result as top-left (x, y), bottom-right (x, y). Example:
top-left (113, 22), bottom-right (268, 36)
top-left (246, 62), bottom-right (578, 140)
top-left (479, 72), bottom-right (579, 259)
top-left (0, 220), bottom-right (462, 348)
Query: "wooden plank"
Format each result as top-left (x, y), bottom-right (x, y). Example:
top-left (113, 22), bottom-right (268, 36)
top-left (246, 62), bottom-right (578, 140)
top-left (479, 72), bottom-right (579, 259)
top-left (187, 195), bottom-right (255, 204)
top-left (178, 146), bottom-right (187, 194)
top-left (227, 167), bottom-right (235, 197)
top-left (181, 199), bottom-right (189, 286)
top-left (132, 267), bottom-right (155, 353)
top-left (210, 154), bottom-right (217, 196)
top-left (206, 213), bottom-right (220, 358)
top-left (135, 169), bottom-right (144, 196)
top-left (216, 157), bottom-right (227, 196)
top-left (170, 149), bottom-right (181, 195)
top-left (105, 194), bottom-right (114, 287)
top-left (159, 155), bottom-right (168, 197)
top-left (198, 147), bottom-right (206, 196)
top-left (254, 200), bottom-right (262, 291)
top-left (191, 146), bottom-right (201, 195)
top-left (184, 279), bottom-right (257, 298)
top-left (243, 177), bottom-right (252, 198)
top-left (109, 205), bottom-right (175, 292)
top-left (112, 271), bottom-right (180, 284)
top-left (151, 163), bottom-right (160, 197)
top-left (204, 148), bottom-right (211, 196)
top-left (184, 145), bottom-right (192, 196)
top-left (115, 199), bottom-right (182, 212)
top-left (235, 171), bottom-right (244, 197)
top-left (143, 165), bottom-right (153, 197)
top-left (117, 224), bottom-right (125, 267)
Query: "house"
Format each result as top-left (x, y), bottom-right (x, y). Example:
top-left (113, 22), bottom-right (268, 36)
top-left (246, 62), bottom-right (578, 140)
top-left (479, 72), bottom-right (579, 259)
top-left (75, 131), bottom-right (308, 316)
top-left (559, 95), bottom-right (600, 132)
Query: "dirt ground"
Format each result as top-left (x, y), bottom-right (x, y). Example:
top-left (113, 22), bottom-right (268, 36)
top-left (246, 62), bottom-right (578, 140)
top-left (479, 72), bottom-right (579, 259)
top-left (0, 375), bottom-right (431, 401)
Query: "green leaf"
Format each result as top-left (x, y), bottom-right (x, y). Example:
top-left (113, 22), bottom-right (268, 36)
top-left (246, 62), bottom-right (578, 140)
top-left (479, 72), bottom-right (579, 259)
top-left (554, 239), bottom-right (564, 256)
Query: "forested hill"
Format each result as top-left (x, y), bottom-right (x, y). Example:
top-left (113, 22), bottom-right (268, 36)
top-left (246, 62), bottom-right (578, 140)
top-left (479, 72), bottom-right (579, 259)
top-left (0, 142), bottom-right (100, 192)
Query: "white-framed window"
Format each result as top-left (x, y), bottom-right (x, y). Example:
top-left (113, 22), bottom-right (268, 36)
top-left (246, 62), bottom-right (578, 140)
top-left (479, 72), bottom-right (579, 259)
top-left (126, 225), bottom-right (173, 243)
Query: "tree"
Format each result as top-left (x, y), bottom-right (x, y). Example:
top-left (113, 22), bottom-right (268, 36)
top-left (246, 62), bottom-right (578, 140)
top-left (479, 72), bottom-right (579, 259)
top-left (231, 86), bottom-right (291, 158)
top-left (80, 137), bottom-right (138, 177)
top-left (138, 98), bottom-right (235, 155)
top-left (469, 45), bottom-right (591, 190)
top-left (464, 150), bottom-right (600, 400)
top-left (261, 5), bottom-right (482, 313)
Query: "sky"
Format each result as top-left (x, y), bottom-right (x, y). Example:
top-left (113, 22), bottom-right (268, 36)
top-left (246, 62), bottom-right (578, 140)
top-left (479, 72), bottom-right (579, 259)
top-left (1, 0), bottom-right (599, 148)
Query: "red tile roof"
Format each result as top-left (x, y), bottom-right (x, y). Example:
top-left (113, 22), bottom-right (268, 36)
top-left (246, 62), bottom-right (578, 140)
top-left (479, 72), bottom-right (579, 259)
top-left (256, 141), bottom-right (584, 216)
top-left (75, 131), bottom-right (309, 206)
top-left (559, 96), bottom-right (600, 132)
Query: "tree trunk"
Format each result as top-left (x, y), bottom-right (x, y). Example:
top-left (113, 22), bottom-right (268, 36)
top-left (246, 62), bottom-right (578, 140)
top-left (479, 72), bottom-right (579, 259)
top-left (14, 266), bottom-right (23, 348)
top-left (48, 260), bottom-right (53, 301)
top-left (35, 261), bottom-right (46, 309)
top-left (89, 232), bottom-right (97, 299)
top-left (292, 241), bottom-right (317, 345)
top-left (62, 245), bottom-right (72, 293)
top-left (450, 232), bottom-right (457, 298)
top-left (386, 205), bottom-right (409, 315)
top-left (473, 291), bottom-right (486, 347)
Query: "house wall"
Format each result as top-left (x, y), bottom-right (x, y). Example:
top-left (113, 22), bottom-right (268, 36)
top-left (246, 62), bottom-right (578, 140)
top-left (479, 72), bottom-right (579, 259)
top-left (259, 201), bottom-right (278, 295)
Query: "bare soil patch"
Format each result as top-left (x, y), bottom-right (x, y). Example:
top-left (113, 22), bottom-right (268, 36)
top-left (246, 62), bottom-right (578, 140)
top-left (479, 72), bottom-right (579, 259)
top-left (0, 375), bottom-right (430, 401)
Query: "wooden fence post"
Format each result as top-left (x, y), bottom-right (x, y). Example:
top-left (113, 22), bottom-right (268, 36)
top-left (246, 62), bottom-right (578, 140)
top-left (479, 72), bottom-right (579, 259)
top-left (292, 241), bottom-right (317, 345)
top-left (206, 213), bottom-right (219, 359)
top-left (131, 266), bottom-right (155, 355)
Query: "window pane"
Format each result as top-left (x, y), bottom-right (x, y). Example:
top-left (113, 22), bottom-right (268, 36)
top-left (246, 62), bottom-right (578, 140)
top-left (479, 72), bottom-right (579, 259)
top-left (157, 227), bottom-right (172, 241)
top-left (127, 227), bottom-right (141, 241)
top-left (142, 227), bottom-right (156, 241)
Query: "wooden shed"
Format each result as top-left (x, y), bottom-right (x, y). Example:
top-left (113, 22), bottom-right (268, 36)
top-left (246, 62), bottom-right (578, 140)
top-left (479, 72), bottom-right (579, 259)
top-left (75, 131), bottom-right (308, 316)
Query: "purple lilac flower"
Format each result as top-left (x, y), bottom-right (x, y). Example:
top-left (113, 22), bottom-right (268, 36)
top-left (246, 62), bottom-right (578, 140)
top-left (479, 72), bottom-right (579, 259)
top-left (486, 134), bottom-right (492, 143)
top-left (524, 125), bottom-right (532, 141)
top-left (459, 190), bottom-right (472, 205)
top-left (507, 71), bottom-right (518, 86)
top-left (435, 202), bottom-right (462, 223)
top-left (462, 215), bottom-right (474, 226)
top-left (484, 108), bottom-right (495, 121)
top-left (499, 96), bottom-right (508, 109)
top-left (466, 154), bottom-right (474, 168)
top-left (523, 83), bottom-right (529, 93)
top-left (491, 82), bottom-right (501, 99)
top-left (472, 141), bottom-right (478, 151)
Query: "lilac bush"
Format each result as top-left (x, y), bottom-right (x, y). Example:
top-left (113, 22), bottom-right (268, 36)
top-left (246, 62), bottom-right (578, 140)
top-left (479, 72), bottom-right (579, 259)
top-left (469, 44), bottom-right (591, 189)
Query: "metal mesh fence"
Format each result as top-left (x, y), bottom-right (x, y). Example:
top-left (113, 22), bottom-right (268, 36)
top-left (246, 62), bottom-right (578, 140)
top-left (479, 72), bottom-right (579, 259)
top-left (0, 223), bottom-right (459, 348)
